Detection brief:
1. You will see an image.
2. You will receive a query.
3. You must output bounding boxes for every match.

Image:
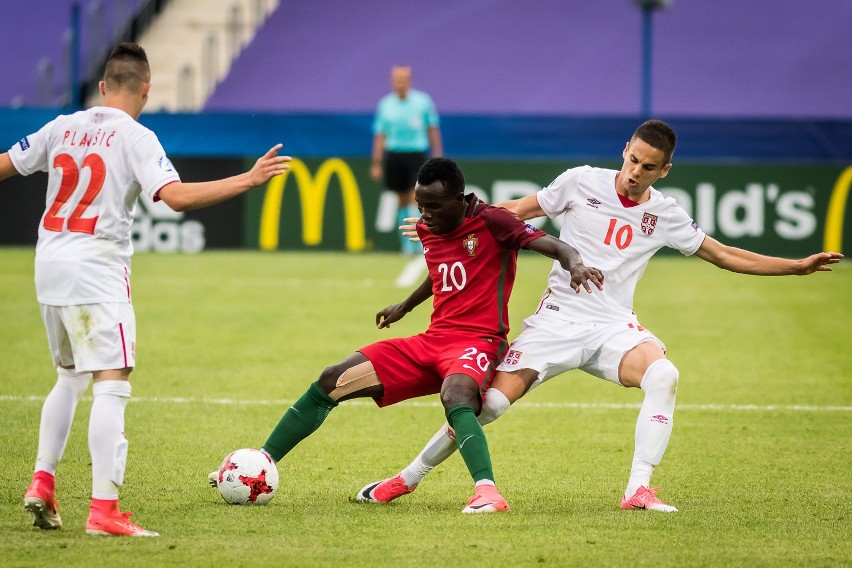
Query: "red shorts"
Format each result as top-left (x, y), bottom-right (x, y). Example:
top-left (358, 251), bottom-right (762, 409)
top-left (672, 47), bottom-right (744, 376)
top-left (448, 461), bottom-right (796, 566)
top-left (359, 332), bottom-right (507, 407)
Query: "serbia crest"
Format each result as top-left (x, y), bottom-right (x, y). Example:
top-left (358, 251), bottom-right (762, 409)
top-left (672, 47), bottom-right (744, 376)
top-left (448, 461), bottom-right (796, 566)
top-left (641, 213), bottom-right (658, 236)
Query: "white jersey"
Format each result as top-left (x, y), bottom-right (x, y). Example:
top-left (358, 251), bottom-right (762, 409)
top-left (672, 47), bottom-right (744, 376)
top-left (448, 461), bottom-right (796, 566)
top-left (8, 106), bottom-right (180, 305)
top-left (536, 166), bottom-right (705, 322)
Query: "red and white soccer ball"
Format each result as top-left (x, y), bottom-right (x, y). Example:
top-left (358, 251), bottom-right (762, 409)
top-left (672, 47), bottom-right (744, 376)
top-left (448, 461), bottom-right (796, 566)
top-left (216, 448), bottom-right (279, 505)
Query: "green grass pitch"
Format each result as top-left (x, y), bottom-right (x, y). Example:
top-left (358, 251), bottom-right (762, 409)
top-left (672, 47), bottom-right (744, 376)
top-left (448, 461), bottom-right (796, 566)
top-left (0, 247), bottom-right (849, 567)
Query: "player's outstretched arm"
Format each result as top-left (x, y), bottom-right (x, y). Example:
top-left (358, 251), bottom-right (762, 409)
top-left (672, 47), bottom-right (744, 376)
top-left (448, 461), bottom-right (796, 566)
top-left (694, 236), bottom-right (843, 275)
top-left (495, 194), bottom-right (546, 221)
top-left (400, 195), bottom-right (548, 242)
top-left (0, 153), bottom-right (20, 182)
top-left (527, 234), bottom-right (604, 293)
top-left (157, 144), bottom-right (290, 211)
top-left (375, 276), bottom-right (434, 329)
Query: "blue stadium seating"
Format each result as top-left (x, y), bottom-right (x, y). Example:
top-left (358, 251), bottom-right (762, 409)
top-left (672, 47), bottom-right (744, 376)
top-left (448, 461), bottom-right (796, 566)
top-left (1, 0), bottom-right (145, 107)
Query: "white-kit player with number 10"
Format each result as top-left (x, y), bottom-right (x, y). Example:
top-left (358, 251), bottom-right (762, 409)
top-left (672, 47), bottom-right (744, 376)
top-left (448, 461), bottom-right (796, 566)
top-left (0, 42), bottom-right (290, 537)
top-left (358, 119), bottom-right (842, 512)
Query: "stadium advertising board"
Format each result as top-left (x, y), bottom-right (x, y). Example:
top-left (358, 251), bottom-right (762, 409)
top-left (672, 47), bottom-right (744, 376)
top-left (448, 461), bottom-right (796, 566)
top-left (0, 157), bottom-right (245, 251)
top-left (131, 158), bottom-right (246, 252)
top-left (255, 158), bottom-right (366, 251)
top-left (825, 166), bottom-right (852, 253)
top-left (245, 158), bottom-right (851, 256)
top-left (1, 156), bottom-right (848, 256)
top-left (459, 161), bottom-right (849, 258)
top-left (244, 157), bottom-right (388, 251)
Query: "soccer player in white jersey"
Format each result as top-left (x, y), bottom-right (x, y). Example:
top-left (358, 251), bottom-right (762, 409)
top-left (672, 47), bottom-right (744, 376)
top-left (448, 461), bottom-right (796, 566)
top-left (357, 119), bottom-right (842, 512)
top-left (0, 43), bottom-right (289, 536)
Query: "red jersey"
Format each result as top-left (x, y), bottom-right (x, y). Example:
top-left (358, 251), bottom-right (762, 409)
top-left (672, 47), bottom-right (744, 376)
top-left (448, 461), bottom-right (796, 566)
top-left (416, 194), bottom-right (546, 339)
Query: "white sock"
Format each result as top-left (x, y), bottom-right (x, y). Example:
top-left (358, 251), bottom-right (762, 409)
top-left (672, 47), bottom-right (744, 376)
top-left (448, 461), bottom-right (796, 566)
top-left (626, 359), bottom-right (679, 497)
top-left (399, 425), bottom-right (453, 487)
top-left (89, 380), bottom-right (131, 500)
top-left (398, 389), bottom-right (512, 488)
top-left (479, 389), bottom-right (511, 425)
top-left (35, 368), bottom-right (92, 474)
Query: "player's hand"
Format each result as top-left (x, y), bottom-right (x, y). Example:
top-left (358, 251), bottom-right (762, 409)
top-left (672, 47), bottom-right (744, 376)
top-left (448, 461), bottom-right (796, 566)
top-left (370, 163), bottom-right (382, 181)
top-left (376, 302), bottom-right (409, 329)
top-left (569, 265), bottom-right (604, 293)
top-left (248, 144), bottom-right (291, 186)
top-left (401, 217), bottom-right (421, 242)
top-left (798, 252), bottom-right (843, 274)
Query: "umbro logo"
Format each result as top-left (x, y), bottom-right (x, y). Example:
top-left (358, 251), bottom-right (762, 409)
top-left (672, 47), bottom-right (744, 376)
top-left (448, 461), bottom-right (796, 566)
top-left (586, 198), bottom-right (601, 208)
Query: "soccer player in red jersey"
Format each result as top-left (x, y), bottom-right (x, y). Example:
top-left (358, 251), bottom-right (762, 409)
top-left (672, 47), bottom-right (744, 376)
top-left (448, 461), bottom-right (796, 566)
top-left (242, 157), bottom-right (603, 513)
top-left (361, 120), bottom-right (843, 513)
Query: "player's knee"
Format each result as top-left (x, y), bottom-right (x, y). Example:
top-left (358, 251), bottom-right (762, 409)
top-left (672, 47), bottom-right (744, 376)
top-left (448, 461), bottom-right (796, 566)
top-left (478, 388), bottom-right (511, 426)
top-left (93, 379), bottom-right (132, 399)
top-left (57, 367), bottom-right (92, 400)
top-left (316, 365), bottom-right (342, 395)
top-left (640, 359), bottom-right (679, 397)
top-left (322, 361), bottom-right (381, 401)
top-left (440, 382), bottom-right (480, 414)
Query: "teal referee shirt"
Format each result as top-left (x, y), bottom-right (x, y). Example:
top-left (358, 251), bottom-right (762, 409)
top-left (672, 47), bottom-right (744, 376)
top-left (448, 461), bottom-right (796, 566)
top-left (372, 89), bottom-right (440, 152)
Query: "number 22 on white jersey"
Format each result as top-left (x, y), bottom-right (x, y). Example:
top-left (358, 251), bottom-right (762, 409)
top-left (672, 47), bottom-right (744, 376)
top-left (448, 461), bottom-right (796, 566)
top-left (43, 152), bottom-right (106, 235)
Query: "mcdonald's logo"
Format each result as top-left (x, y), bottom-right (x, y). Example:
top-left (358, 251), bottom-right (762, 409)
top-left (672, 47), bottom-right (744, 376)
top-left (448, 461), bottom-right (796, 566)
top-left (824, 165), bottom-right (852, 253)
top-left (259, 158), bottom-right (366, 251)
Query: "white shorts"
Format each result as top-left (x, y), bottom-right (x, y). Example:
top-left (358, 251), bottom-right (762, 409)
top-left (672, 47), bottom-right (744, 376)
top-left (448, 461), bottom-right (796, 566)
top-left (497, 309), bottom-right (665, 386)
top-left (40, 303), bottom-right (136, 373)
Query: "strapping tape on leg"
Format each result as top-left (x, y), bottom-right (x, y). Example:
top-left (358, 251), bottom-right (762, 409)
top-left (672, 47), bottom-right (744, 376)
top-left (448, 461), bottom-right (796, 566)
top-left (329, 361), bottom-right (380, 401)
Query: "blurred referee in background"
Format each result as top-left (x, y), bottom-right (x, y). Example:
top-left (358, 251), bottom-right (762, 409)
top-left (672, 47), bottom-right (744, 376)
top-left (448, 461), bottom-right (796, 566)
top-left (370, 65), bottom-right (442, 255)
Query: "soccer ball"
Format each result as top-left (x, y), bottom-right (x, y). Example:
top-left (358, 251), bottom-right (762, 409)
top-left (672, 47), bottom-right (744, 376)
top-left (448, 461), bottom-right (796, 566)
top-left (216, 448), bottom-right (279, 505)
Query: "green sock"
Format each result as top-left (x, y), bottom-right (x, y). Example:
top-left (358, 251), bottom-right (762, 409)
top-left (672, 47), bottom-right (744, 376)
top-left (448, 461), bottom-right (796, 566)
top-left (446, 404), bottom-right (494, 483)
top-left (262, 382), bottom-right (338, 462)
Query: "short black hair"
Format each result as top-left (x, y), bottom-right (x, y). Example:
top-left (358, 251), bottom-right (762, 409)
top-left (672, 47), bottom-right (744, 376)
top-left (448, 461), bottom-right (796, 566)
top-left (632, 119), bottom-right (677, 164)
top-left (417, 157), bottom-right (465, 196)
top-left (103, 42), bottom-right (150, 94)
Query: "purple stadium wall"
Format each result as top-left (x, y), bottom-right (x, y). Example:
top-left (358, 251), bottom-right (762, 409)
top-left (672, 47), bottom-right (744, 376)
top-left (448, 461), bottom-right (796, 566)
top-left (205, 0), bottom-right (852, 118)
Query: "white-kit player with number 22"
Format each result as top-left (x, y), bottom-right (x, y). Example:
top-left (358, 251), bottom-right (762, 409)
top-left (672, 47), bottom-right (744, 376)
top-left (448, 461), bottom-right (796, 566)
top-left (357, 119), bottom-right (842, 512)
top-left (0, 42), bottom-right (289, 537)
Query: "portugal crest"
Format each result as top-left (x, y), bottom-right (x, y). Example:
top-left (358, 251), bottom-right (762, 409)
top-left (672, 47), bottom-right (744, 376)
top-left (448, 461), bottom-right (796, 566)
top-left (640, 212), bottom-right (658, 236)
top-left (462, 233), bottom-right (478, 256)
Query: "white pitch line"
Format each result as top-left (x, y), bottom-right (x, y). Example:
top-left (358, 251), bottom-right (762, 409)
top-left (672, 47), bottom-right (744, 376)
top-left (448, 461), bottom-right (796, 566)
top-left (0, 395), bottom-right (849, 412)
